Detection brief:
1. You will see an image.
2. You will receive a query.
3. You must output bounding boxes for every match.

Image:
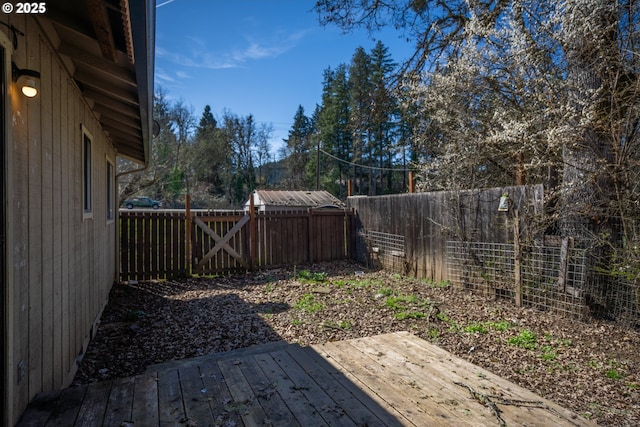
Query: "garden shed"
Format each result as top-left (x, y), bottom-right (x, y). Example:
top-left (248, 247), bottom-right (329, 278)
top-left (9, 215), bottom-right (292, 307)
top-left (1, 1), bottom-right (155, 424)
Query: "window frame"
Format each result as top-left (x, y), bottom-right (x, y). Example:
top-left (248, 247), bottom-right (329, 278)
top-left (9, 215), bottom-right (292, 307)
top-left (82, 125), bottom-right (93, 220)
top-left (106, 156), bottom-right (114, 223)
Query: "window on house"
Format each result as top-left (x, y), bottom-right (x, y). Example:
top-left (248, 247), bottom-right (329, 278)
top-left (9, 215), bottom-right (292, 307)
top-left (106, 159), bottom-right (114, 221)
top-left (83, 129), bottom-right (92, 217)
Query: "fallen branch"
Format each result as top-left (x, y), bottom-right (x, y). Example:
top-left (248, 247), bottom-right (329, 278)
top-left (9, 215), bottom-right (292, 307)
top-left (454, 381), bottom-right (507, 427)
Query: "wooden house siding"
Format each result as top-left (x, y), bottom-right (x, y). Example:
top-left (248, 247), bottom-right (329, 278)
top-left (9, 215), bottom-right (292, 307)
top-left (4, 15), bottom-right (118, 424)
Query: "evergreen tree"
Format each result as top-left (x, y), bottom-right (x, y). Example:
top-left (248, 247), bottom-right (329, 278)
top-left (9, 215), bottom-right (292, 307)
top-left (283, 105), bottom-right (313, 189)
top-left (317, 65), bottom-right (352, 196)
top-left (369, 41), bottom-right (398, 193)
top-left (348, 47), bottom-right (373, 194)
top-left (191, 105), bottom-right (231, 206)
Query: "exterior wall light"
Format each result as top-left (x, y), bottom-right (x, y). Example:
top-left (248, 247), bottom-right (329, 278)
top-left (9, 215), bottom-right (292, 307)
top-left (12, 62), bottom-right (40, 98)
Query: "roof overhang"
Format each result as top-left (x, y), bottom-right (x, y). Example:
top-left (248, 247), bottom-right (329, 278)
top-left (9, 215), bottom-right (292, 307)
top-left (38, 0), bottom-right (155, 164)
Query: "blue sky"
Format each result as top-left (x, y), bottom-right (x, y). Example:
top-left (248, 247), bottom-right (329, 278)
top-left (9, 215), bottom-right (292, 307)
top-left (154, 0), bottom-right (415, 153)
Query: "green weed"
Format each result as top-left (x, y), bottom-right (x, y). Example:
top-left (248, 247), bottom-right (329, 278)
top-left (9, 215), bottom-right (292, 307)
top-left (384, 294), bottom-right (432, 321)
top-left (323, 320), bottom-right (352, 330)
top-left (606, 369), bottom-right (624, 380)
top-left (508, 329), bottom-right (538, 350)
top-left (486, 320), bottom-right (512, 332)
top-left (541, 345), bottom-right (558, 361)
top-left (464, 323), bottom-right (488, 334)
top-left (298, 270), bottom-right (327, 283)
top-left (377, 287), bottom-right (395, 297)
top-left (430, 279), bottom-right (451, 288)
top-left (395, 311), bottom-right (426, 320)
top-left (437, 310), bottom-right (460, 331)
top-left (294, 294), bottom-right (324, 313)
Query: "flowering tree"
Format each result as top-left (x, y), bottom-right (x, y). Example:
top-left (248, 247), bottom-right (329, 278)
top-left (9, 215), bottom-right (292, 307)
top-left (317, 0), bottom-right (640, 311)
top-left (318, 0), bottom-right (640, 237)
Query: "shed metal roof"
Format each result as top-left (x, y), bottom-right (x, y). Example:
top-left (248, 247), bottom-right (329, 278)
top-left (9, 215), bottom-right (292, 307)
top-left (250, 190), bottom-right (345, 208)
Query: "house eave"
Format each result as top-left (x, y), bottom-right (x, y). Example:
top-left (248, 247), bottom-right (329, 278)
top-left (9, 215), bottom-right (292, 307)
top-left (40, 0), bottom-right (155, 165)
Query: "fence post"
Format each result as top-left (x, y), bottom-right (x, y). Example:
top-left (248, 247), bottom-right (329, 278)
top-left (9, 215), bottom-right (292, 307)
top-left (249, 194), bottom-right (256, 270)
top-left (185, 194), bottom-right (192, 276)
top-left (307, 208), bottom-right (314, 263)
top-left (514, 208), bottom-right (522, 307)
top-left (408, 171), bottom-right (415, 193)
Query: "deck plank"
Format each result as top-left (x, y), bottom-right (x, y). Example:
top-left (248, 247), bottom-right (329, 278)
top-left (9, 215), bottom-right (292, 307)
top-left (252, 351), bottom-right (330, 426)
top-left (198, 358), bottom-right (244, 426)
top-left (17, 391), bottom-right (61, 427)
top-left (16, 332), bottom-right (596, 427)
top-left (103, 376), bottom-right (135, 427)
top-left (317, 339), bottom-right (471, 426)
top-left (131, 374), bottom-right (158, 426)
top-left (286, 344), bottom-right (402, 426)
top-left (269, 348), bottom-right (358, 427)
top-left (347, 334), bottom-right (494, 424)
top-left (177, 364), bottom-right (214, 425)
top-left (157, 368), bottom-right (185, 426)
top-left (74, 380), bottom-right (112, 427)
top-left (380, 331), bottom-right (589, 426)
top-left (218, 358), bottom-right (270, 427)
top-left (237, 354), bottom-right (302, 426)
top-left (45, 386), bottom-right (87, 427)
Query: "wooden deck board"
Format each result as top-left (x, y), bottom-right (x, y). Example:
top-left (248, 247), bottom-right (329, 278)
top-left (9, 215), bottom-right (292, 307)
top-left (197, 357), bottom-right (244, 426)
top-left (17, 332), bottom-right (595, 427)
top-left (156, 368), bottom-right (185, 426)
top-left (103, 376), bottom-right (135, 427)
top-left (218, 358), bottom-right (270, 427)
top-left (383, 331), bottom-right (585, 426)
top-left (176, 364), bottom-right (213, 425)
top-left (252, 350), bottom-right (330, 426)
top-left (74, 380), bottom-right (112, 427)
top-left (131, 374), bottom-right (158, 426)
top-left (237, 353), bottom-right (302, 426)
top-left (269, 348), bottom-right (359, 426)
top-left (45, 386), bottom-right (87, 427)
top-left (285, 344), bottom-right (395, 426)
top-left (315, 339), bottom-right (465, 426)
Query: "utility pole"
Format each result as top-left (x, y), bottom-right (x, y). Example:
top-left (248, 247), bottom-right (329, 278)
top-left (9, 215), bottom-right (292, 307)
top-left (316, 134), bottom-right (320, 190)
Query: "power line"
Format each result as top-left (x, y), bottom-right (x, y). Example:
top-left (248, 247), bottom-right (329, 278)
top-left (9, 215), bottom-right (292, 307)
top-left (319, 148), bottom-right (416, 172)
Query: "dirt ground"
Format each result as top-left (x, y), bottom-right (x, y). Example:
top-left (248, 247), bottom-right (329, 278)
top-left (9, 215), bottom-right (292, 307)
top-left (74, 260), bottom-right (640, 426)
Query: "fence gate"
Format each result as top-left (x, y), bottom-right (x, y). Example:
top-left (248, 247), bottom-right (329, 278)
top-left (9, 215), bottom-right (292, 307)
top-left (189, 212), bottom-right (252, 275)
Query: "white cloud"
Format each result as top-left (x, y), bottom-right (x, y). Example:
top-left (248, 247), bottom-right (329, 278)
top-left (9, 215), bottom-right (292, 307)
top-left (157, 0), bottom-right (178, 8)
top-left (155, 69), bottom-right (176, 83)
top-left (156, 29), bottom-right (313, 71)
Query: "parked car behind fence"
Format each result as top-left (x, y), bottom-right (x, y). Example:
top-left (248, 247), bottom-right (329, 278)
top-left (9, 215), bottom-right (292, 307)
top-left (122, 197), bottom-right (161, 209)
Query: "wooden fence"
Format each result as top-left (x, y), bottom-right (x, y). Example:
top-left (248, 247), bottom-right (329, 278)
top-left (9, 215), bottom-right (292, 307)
top-left (119, 209), bottom-right (355, 280)
top-left (347, 185), bottom-right (544, 280)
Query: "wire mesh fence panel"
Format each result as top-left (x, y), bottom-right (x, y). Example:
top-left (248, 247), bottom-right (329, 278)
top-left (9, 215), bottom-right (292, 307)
top-left (447, 239), bottom-right (640, 327)
top-left (358, 230), bottom-right (406, 273)
top-left (519, 244), bottom-right (587, 319)
top-left (605, 277), bottom-right (640, 326)
top-left (446, 241), bottom-right (515, 297)
top-left (447, 240), bottom-right (587, 319)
